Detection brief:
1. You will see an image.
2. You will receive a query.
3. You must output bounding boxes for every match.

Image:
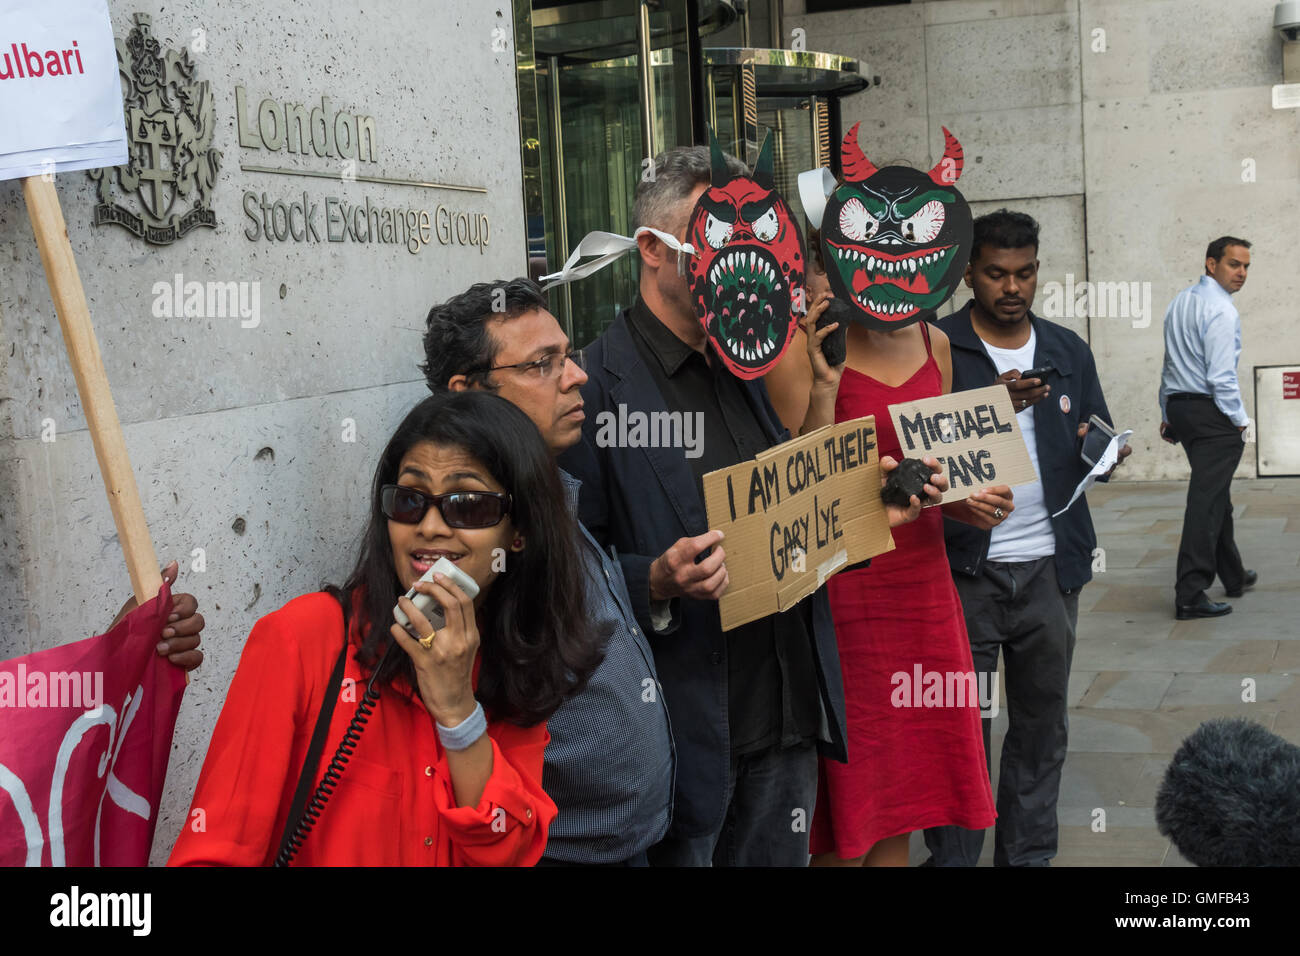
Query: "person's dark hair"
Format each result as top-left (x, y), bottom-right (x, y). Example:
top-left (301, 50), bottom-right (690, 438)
top-left (807, 224), bottom-right (825, 273)
top-left (325, 391), bottom-right (600, 726)
top-left (970, 209), bottom-right (1040, 264)
top-left (1206, 236), bottom-right (1251, 264)
top-left (421, 278), bottom-right (549, 393)
top-left (632, 145), bottom-right (748, 236)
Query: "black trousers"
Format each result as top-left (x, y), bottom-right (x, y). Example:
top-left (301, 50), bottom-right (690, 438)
top-left (923, 556), bottom-right (1078, 866)
top-left (646, 740), bottom-right (818, 866)
top-left (1166, 396), bottom-right (1245, 605)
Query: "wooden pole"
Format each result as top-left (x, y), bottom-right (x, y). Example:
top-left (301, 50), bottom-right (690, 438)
top-left (21, 175), bottom-right (162, 606)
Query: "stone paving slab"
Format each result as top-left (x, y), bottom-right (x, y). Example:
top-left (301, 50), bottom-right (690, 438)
top-left (1057, 753), bottom-right (1148, 807)
top-left (1270, 643), bottom-right (1300, 671)
top-left (1169, 615), bottom-right (1300, 642)
top-left (1160, 673), bottom-right (1297, 707)
top-left (1072, 636), bottom-right (1224, 672)
top-left (1069, 670), bottom-right (1099, 707)
top-left (1077, 671), bottom-right (1177, 709)
top-left (907, 478), bottom-right (1298, 867)
top-left (1136, 548), bottom-right (1177, 569)
top-left (1075, 611), bottom-right (1176, 640)
top-left (1070, 705), bottom-right (1291, 753)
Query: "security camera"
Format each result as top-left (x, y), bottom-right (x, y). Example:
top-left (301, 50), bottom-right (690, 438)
top-left (1276, 0), bottom-right (1300, 41)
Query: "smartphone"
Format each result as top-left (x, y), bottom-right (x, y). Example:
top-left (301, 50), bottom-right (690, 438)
top-left (1080, 414), bottom-right (1117, 467)
top-left (393, 556), bottom-right (481, 630)
top-left (1019, 365), bottom-right (1055, 382)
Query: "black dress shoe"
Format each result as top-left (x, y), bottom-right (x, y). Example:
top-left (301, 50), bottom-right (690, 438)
top-left (1225, 570), bottom-right (1258, 598)
top-left (1176, 595), bottom-right (1234, 620)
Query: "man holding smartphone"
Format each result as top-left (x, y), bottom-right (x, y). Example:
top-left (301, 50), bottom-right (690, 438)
top-left (923, 209), bottom-right (1131, 867)
top-left (1158, 237), bottom-right (1255, 620)
top-left (558, 146), bottom-right (945, 866)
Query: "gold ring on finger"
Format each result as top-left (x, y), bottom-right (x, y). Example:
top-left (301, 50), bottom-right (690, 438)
top-left (419, 630), bottom-right (437, 650)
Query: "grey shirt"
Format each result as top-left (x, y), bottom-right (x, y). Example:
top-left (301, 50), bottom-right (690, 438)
top-left (540, 470), bottom-right (674, 862)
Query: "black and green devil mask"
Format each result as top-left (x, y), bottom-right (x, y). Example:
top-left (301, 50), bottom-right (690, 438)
top-left (821, 124), bottom-right (972, 331)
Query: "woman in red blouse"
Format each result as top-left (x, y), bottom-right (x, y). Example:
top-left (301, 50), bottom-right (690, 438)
top-left (169, 392), bottom-right (601, 866)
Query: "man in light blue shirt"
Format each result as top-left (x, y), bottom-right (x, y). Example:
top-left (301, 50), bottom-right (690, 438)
top-left (1158, 236), bottom-right (1256, 619)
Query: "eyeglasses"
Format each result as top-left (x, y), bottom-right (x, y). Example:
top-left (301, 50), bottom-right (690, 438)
top-left (381, 484), bottom-right (512, 528)
top-left (466, 348), bottom-right (585, 382)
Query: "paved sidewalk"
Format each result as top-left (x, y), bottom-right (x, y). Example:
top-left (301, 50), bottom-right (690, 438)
top-left (909, 477), bottom-right (1300, 866)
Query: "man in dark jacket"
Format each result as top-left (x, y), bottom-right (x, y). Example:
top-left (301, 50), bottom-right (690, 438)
top-left (559, 145), bottom-right (941, 866)
top-left (923, 209), bottom-right (1131, 866)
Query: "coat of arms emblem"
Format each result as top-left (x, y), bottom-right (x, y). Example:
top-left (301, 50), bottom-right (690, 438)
top-left (88, 13), bottom-right (220, 244)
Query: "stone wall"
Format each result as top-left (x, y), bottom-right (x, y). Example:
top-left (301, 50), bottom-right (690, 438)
top-left (0, 0), bottom-right (526, 863)
top-left (789, 0), bottom-right (1300, 481)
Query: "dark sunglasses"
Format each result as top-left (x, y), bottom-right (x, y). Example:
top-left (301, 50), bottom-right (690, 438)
top-left (380, 484), bottom-right (512, 529)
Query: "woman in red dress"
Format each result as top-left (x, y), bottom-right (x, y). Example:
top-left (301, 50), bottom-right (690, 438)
top-left (766, 235), bottom-right (1012, 865)
top-left (169, 392), bottom-right (602, 866)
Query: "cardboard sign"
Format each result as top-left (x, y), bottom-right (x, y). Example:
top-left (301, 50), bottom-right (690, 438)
top-left (0, 0), bottom-right (128, 180)
top-left (888, 384), bottom-right (1037, 503)
top-left (702, 416), bottom-right (895, 631)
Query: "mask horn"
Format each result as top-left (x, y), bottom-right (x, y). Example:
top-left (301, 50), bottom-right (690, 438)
top-left (753, 131), bottom-right (774, 189)
top-left (841, 122), bottom-right (878, 182)
top-left (928, 127), bottom-right (964, 185)
top-left (708, 126), bottom-right (729, 187)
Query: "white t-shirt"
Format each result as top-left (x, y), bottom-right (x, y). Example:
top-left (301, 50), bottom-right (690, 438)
top-left (981, 329), bottom-right (1056, 561)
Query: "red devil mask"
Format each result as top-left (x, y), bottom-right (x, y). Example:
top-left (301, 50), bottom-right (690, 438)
top-left (686, 130), bottom-right (805, 379)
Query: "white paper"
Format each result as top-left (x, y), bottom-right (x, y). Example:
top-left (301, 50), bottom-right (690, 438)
top-left (797, 166), bottom-right (836, 230)
top-left (0, 0), bottom-right (128, 181)
top-left (540, 227), bottom-right (696, 290)
top-left (1052, 429), bottom-right (1132, 518)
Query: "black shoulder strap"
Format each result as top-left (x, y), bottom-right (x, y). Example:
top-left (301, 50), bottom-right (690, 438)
top-left (275, 598), bottom-right (349, 863)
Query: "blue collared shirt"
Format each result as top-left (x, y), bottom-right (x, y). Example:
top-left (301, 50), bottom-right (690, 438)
top-left (539, 470), bottom-right (674, 863)
top-left (1158, 275), bottom-right (1248, 426)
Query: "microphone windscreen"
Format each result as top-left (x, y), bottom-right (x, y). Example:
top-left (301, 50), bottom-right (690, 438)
top-left (1155, 717), bottom-right (1300, 866)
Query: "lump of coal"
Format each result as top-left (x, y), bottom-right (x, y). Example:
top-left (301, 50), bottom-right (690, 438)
top-left (817, 298), bottom-right (851, 366)
top-left (880, 457), bottom-right (934, 508)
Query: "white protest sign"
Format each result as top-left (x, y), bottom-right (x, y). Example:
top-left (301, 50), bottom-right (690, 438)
top-left (1053, 428), bottom-right (1132, 517)
top-left (888, 383), bottom-right (1038, 503)
top-left (0, 0), bottom-right (127, 180)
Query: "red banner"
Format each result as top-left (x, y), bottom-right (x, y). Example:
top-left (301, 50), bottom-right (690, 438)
top-left (1283, 371), bottom-right (1299, 400)
top-left (0, 581), bottom-right (186, 865)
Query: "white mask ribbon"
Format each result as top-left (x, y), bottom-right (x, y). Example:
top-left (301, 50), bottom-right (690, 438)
top-left (798, 166), bottom-right (837, 231)
top-left (540, 227), bottom-right (696, 290)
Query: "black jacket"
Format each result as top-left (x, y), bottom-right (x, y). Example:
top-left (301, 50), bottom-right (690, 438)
top-left (558, 308), bottom-right (849, 839)
top-left (934, 301), bottom-right (1114, 592)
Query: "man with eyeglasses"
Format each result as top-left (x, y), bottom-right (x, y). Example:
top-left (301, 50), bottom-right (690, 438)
top-left (421, 276), bottom-right (675, 867)
top-left (556, 147), bottom-right (940, 866)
